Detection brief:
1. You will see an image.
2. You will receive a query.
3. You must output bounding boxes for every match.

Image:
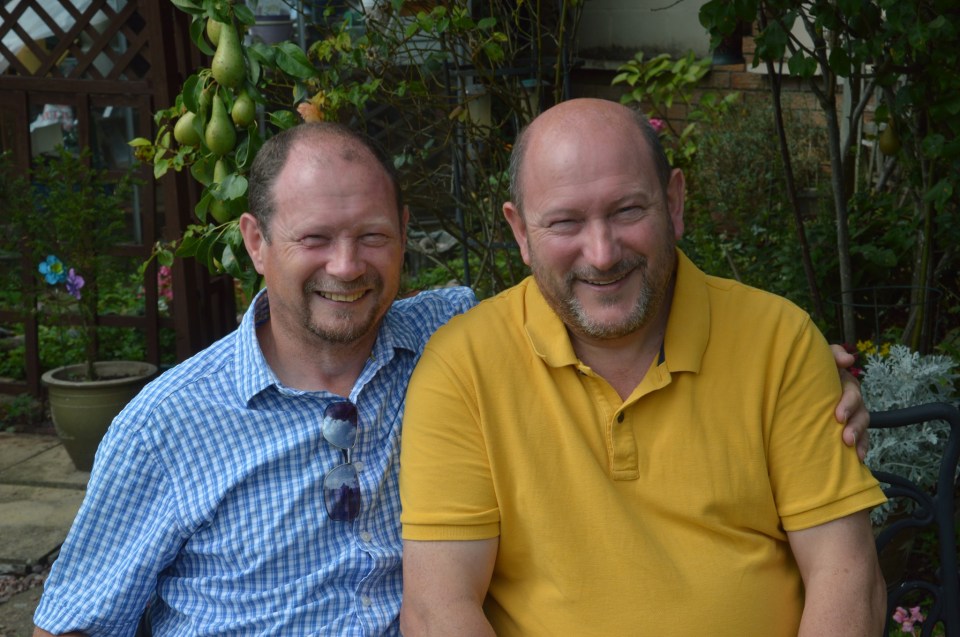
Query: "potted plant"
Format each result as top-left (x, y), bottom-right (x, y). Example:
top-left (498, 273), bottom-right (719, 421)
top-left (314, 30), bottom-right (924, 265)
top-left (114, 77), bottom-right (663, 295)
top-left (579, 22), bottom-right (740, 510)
top-left (5, 146), bottom-right (157, 470)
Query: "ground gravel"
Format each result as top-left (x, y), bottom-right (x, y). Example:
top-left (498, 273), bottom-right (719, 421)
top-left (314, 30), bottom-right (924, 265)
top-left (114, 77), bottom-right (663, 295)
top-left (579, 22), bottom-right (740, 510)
top-left (0, 567), bottom-right (47, 604)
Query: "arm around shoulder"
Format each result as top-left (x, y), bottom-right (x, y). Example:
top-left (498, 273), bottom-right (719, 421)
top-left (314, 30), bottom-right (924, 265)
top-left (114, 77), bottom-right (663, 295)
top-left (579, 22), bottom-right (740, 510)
top-left (787, 510), bottom-right (886, 636)
top-left (400, 538), bottom-right (498, 637)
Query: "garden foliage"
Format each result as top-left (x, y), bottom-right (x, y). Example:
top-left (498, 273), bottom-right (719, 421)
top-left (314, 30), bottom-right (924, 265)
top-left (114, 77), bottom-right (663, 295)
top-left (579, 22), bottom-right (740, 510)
top-left (699, 0), bottom-right (960, 352)
top-left (861, 344), bottom-right (958, 524)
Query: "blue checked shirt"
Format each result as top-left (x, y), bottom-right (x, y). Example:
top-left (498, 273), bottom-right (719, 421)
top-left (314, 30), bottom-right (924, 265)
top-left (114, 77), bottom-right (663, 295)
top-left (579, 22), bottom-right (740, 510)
top-left (34, 286), bottom-right (477, 637)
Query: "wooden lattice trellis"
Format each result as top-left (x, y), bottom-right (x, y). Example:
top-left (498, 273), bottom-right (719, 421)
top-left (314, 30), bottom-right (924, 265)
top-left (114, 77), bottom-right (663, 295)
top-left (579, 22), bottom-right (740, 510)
top-left (0, 0), bottom-right (237, 398)
top-left (0, 0), bottom-right (152, 80)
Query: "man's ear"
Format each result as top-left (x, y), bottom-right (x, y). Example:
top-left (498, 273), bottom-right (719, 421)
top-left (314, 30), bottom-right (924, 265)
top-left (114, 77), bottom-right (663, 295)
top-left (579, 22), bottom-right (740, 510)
top-left (667, 168), bottom-right (686, 240)
top-left (503, 201), bottom-right (531, 266)
top-left (239, 213), bottom-right (267, 275)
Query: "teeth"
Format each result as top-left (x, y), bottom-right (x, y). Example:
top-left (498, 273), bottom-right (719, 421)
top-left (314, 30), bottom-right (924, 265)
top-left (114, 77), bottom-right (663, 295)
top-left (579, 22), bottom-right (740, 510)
top-left (321, 291), bottom-right (364, 302)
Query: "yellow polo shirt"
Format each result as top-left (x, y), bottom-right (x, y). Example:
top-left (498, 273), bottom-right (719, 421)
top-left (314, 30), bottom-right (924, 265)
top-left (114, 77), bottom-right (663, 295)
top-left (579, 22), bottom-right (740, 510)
top-left (400, 250), bottom-right (886, 635)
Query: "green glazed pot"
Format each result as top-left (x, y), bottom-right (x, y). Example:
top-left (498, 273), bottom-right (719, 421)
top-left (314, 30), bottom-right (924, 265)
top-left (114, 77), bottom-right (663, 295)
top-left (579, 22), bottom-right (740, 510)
top-left (41, 361), bottom-right (158, 471)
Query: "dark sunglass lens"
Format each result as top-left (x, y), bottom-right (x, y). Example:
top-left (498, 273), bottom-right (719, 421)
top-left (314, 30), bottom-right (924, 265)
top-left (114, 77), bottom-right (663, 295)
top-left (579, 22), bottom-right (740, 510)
top-left (323, 402), bottom-right (358, 449)
top-left (324, 463), bottom-right (361, 521)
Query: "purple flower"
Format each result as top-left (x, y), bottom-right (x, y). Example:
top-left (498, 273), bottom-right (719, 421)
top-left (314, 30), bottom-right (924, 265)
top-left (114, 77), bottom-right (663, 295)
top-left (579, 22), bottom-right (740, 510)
top-left (65, 268), bottom-right (85, 299)
top-left (38, 255), bottom-right (66, 285)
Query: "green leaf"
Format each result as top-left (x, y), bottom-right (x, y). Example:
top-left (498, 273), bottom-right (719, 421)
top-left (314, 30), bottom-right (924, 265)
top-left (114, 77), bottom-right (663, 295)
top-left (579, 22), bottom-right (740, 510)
top-left (170, 0), bottom-right (203, 14)
top-left (176, 233), bottom-right (202, 258)
top-left (275, 42), bottom-right (316, 77)
top-left (153, 159), bottom-right (170, 180)
top-left (190, 17), bottom-right (214, 56)
top-left (269, 110), bottom-right (300, 130)
top-left (828, 48), bottom-right (852, 77)
top-left (758, 20), bottom-right (789, 60)
top-left (481, 42), bottom-right (505, 64)
top-left (183, 74), bottom-right (201, 113)
top-left (222, 174), bottom-right (248, 200)
top-left (234, 3), bottom-right (254, 24)
top-left (787, 54), bottom-right (818, 77)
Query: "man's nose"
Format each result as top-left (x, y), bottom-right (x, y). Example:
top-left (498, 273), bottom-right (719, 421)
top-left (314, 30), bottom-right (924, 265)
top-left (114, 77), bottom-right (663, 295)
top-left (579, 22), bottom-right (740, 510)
top-left (581, 221), bottom-right (621, 271)
top-left (326, 240), bottom-right (364, 280)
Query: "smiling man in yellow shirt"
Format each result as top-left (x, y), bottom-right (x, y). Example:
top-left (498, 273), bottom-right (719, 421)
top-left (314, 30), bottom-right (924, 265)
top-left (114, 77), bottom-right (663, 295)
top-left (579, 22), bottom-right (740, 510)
top-left (398, 98), bottom-right (887, 636)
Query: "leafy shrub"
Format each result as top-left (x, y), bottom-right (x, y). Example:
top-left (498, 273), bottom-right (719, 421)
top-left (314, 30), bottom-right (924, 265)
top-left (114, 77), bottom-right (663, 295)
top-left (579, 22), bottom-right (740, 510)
top-left (862, 344), bottom-right (958, 525)
top-left (680, 95), bottom-right (833, 318)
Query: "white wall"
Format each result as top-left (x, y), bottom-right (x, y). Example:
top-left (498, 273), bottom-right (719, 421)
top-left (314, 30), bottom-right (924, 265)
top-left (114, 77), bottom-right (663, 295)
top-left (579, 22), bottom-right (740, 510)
top-left (576, 0), bottom-right (712, 62)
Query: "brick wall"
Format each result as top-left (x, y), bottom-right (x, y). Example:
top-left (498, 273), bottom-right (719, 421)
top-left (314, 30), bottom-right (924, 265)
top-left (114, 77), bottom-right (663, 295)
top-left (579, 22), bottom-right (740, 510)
top-left (571, 34), bottom-right (834, 130)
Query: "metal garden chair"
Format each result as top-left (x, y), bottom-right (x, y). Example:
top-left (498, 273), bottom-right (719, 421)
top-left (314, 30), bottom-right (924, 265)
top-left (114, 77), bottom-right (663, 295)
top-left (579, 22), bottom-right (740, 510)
top-left (871, 401), bottom-right (960, 636)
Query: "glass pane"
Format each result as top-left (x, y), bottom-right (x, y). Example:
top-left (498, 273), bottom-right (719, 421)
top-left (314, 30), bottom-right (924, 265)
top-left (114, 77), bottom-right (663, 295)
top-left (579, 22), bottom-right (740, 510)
top-left (29, 102), bottom-right (78, 157)
top-left (92, 105), bottom-right (137, 170)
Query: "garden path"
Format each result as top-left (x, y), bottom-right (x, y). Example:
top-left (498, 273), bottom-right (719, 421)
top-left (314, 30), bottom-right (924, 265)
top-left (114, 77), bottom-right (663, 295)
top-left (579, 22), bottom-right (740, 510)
top-left (0, 433), bottom-right (87, 635)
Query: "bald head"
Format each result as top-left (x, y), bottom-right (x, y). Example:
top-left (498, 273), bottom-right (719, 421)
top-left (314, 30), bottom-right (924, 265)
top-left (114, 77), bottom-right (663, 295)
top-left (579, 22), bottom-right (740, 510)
top-left (248, 122), bottom-right (402, 241)
top-left (507, 99), bottom-right (671, 215)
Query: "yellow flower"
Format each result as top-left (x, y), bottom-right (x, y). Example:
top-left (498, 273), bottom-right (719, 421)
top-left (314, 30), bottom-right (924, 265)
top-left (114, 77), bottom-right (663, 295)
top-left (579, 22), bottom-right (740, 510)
top-left (857, 340), bottom-right (877, 355)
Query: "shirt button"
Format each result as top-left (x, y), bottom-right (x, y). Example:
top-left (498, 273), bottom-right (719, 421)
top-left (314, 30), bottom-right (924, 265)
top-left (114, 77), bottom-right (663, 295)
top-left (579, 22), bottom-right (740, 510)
top-left (617, 413), bottom-right (625, 423)
top-left (361, 595), bottom-right (373, 607)
top-left (360, 531), bottom-right (373, 543)
top-left (353, 460), bottom-right (364, 472)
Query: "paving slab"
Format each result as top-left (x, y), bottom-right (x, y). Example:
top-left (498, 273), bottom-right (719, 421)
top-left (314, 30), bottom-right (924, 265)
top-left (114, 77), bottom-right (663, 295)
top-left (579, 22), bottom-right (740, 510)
top-left (0, 439), bottom-right (89, 490)
top-left (0, 435), bottom-right (60, 473)
top-left (0, 434), bottom-right (87, 572)
top-left (0, 483), bottom-right (84, 569)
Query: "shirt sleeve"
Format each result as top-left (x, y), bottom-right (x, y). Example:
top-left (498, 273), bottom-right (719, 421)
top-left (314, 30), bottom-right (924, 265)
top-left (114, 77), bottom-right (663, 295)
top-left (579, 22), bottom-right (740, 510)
top-left (400, 334), bottom-right (500, 541)
top-left (33, 415), bottom-right (186, 636)
top-left (766, 317), bottom-right (887, 531)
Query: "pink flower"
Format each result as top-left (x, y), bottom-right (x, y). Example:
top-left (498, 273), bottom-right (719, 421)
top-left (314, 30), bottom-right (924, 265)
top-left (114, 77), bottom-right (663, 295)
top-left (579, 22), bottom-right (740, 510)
top-left (157, 265), bottom-right (174, 302)
top-left (649, 118), bottom-right (666, 134)
top-left (893, 606), bottom-right (925, 634)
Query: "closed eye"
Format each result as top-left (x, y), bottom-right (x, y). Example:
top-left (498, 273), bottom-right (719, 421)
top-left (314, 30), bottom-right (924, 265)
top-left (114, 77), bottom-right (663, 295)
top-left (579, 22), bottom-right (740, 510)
top-left (613, 206), bottom-right (646, 222)
top-left (300, 235), bottom-right (330, 248)
top-left (547, 218), bottom-right (580, 232)
top-left (360, 233), bottom-right (391, 246)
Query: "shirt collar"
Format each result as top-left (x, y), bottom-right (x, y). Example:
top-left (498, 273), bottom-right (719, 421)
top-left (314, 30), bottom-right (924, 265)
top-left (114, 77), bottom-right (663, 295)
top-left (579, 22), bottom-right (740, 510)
top-left (522, 249), bottom-right (709, 374)
top-left (235, 290), bottom-right (423, 405)
top-left (662, 249), bottom-right (709, 374)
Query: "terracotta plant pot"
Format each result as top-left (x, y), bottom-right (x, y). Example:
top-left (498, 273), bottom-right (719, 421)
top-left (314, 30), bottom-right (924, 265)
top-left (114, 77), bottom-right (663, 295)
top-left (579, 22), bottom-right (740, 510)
top-left (41, 361), bottom-right (158, 471)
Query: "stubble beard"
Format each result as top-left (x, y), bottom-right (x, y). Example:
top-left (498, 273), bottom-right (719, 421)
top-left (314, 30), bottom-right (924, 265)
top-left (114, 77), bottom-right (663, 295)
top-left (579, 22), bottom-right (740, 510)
top-left (531, 248), bottom-right (675, 341)
top-left (300, 276), bottom-right (386, 345)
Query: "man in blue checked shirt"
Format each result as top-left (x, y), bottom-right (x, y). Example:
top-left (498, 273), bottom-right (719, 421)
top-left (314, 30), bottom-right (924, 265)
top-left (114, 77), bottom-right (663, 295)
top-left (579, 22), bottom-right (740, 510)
top-left (33, 121), bottom-right (869, 637)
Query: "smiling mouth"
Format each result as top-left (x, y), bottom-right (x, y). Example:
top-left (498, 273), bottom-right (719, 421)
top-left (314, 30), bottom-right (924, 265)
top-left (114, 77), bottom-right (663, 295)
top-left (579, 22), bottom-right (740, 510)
top-left (581, 271), bottom-right (631, 287)
top-left (318, 290), bottom-right (366, 302)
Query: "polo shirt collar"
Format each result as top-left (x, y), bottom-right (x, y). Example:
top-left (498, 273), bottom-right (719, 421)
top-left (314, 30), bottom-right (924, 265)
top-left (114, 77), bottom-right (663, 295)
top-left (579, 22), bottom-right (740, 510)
top-left (522, 249), bottom-right (709, 374)
top-left (662, 249), bottom-right (709, 374)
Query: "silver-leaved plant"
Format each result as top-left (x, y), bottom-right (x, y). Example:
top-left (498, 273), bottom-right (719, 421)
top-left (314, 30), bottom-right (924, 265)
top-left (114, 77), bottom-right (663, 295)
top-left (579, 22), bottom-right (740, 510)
top-left (862, 344), bottom-right (958, 525)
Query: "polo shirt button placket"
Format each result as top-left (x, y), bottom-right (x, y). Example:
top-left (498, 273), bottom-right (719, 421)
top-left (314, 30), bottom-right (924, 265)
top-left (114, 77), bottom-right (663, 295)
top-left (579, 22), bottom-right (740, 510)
top-left (617, 412), bottom-right (625, 424)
